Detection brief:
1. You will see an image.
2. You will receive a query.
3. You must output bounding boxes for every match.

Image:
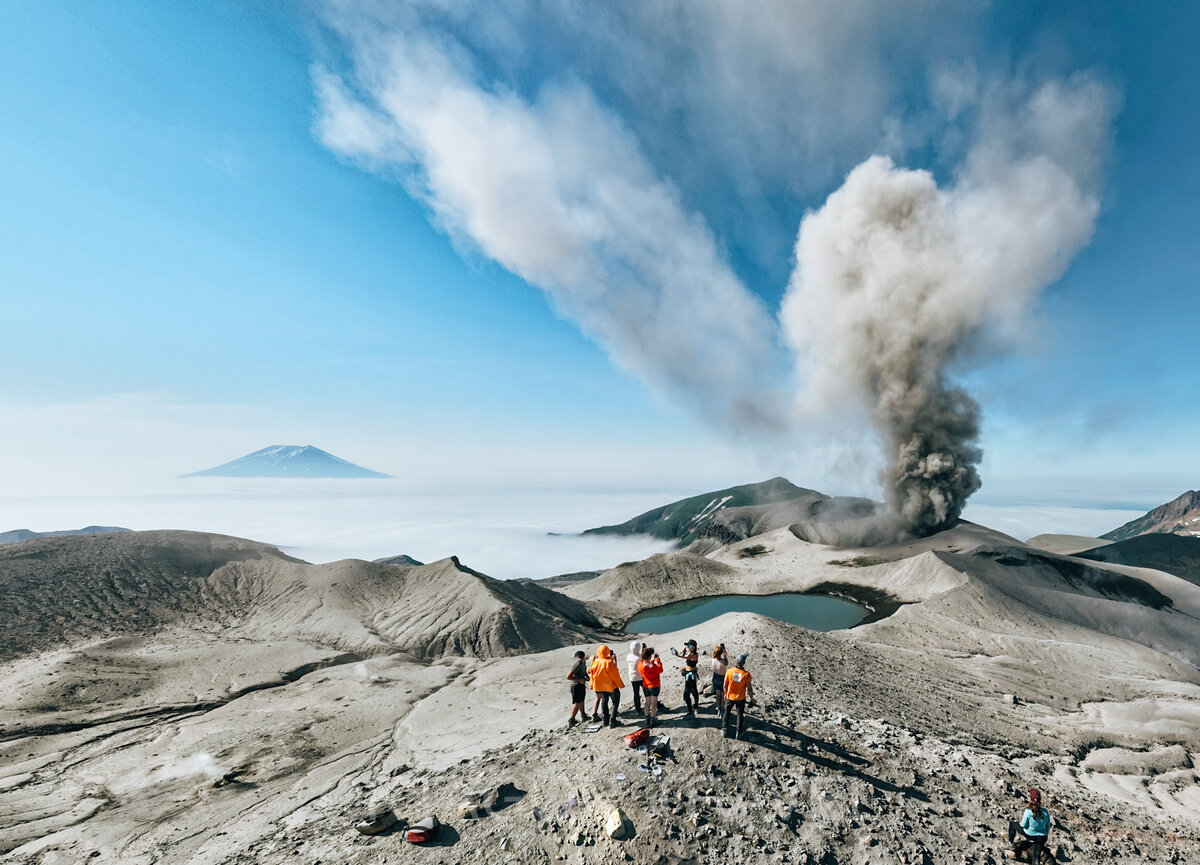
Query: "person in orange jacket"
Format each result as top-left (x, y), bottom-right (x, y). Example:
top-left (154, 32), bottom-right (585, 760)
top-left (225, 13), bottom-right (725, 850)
top-left (722, 653), bottom-right (755, 739)
top-left (587, 644), bottom-right (625, 727)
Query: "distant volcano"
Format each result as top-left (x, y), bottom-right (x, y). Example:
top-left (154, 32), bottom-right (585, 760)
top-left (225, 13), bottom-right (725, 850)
top-left (185, 445), bottom-right (390, 479)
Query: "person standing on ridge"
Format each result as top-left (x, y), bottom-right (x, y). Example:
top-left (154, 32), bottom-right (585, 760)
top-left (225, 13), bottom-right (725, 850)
top-left (626, 640), bottom-right (644, 717)
top-left (671, 639), bottom-right (701, 716)
top-left (637, 645), bottom-right (664, 727)
top-left (722, 653), bottom-right (755, 739)
top-left (711, 644), bottom-right (729, 714)
top-left (1007, 788), bottom-right (1052, 862)
top-left (566, 650), bottom-right (588, 728)
top-left (587, 644), bottom-right (625, 727)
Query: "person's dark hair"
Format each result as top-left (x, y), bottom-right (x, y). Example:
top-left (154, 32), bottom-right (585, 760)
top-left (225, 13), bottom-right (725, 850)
top-left (574, 650), bottom-right (585, 659)
top-left (642, 646), bottom-right (654, 660)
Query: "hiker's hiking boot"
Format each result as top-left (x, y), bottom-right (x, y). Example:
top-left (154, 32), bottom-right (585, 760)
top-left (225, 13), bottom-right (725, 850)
top-left (610, 718), bottom-right (623, 727)
top-left (567, 717), bottom-right (577, 728)
top-left (591, 713), bottom-right (601, 722)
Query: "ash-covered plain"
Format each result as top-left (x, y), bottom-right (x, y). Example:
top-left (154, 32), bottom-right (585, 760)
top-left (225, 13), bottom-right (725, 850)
top-left (2, 488), bottom-right (1200, 865)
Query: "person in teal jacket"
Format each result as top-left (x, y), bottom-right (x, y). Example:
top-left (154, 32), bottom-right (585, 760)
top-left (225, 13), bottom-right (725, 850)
top-left (1007, 787), bottom-right (1052, 861)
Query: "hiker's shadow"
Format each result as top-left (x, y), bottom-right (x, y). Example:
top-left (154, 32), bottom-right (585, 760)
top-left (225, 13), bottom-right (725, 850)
top-left (748, 717), bottom-right (930, 804)
top-left (426, 825), bottom-right (460, 847)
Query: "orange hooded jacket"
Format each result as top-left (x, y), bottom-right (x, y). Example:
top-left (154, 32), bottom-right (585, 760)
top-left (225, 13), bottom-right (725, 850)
top-left (587, 644), bottom-right (625, 692)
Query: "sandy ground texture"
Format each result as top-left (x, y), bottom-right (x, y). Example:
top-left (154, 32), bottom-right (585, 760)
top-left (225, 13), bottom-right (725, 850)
top-left (2, 522), bottom-right (1200, 864)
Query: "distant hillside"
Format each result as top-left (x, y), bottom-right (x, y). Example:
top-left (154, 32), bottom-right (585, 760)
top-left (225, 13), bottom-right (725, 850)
top-left (373, 553), bottom-right (424, 567)
top-left (583, 477), bottom-right (879, 550)
top-left (1102, 490), bottom-right (1200, 541)
top-left (1025, 534), bottom-right (1113, 556)
top-left (186, 445), bottom-right (390, 479)
top-left (0, 531), bottom-right (600, 663)
top-left (1077, 534), bottom-right (1200, 587)
top-left (583, 477), bottom-right (822, 547)
top-left (0, 525), bottom-right (130, 545)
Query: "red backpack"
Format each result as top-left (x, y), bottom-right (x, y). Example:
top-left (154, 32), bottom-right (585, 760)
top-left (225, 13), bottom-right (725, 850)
top-left (406, 815), bottom-right (441, 843)
top-left (623, 728), bottom-right (651, 749)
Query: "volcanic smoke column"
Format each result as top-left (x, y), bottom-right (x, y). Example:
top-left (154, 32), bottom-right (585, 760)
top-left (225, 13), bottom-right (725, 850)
top-left (782, 129), bottom-right (1107, 537)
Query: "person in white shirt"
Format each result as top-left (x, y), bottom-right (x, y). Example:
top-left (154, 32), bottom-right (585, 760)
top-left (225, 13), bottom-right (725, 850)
top-left (710, 643), bottom-right (729, 713)
top-left (626, 640), bottom-right (644, 717)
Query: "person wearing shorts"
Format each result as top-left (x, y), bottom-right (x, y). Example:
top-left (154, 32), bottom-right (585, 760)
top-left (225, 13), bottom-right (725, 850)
top-left (637, 646), bottom-right (664, 726)
top-left (627, 640), bottom-right (644, 716)
top-left (566, 650), bottom-right (588, 727)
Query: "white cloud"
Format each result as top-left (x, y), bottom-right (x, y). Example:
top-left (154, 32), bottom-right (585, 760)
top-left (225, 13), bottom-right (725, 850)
top-left (314, 14), bottom-right (785, 434)
top-left (312, 3), bottom-right (1118, 533)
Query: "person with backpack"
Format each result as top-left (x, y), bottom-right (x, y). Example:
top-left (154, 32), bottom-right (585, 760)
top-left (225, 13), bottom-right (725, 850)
top-left (710, 644), bottom-right (728, 714)
top-left (587, 644), bottom-right (625, 727)
top-left (566, 650), bottom-right (588, 728)
top-left (626, 640), bottom-right (645, 717)
top-left (1007, 788), bottom-right (1052, 862)
top-left (637, 645), bottom-right (664, 727)
top-left (721, 653), bottom-right (755, 739)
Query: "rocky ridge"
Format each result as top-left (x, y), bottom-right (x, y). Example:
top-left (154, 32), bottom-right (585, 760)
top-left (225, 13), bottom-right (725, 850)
top-left (1102, 489), bottom-right (1200, 542)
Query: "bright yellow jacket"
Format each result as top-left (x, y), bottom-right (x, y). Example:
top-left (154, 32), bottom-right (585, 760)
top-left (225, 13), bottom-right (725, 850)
top-left (587, 644), bottom-right (625, 692)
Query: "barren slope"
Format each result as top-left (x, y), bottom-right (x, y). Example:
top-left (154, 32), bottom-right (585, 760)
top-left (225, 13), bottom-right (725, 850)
top-left (4, 521), bottom-right (1200, 865)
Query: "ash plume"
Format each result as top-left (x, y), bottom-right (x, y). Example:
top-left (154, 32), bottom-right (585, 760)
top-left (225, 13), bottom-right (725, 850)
top-left (314, 4), bottom-right (1116, 542)
top-left (783, 75), bottom-right (1114, 540)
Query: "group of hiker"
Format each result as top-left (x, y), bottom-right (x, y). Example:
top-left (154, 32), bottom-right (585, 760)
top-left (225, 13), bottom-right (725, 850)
top-left (565, 641), bottom-right (1055, 862)
top-left (567, 639), bottom-right (755, 739)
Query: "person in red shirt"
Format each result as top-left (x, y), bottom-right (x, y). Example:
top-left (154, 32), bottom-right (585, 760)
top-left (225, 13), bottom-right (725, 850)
top-left (636, 645), bottom-right (664, 726)
top-left (722, 653), bottom-right (755, 738)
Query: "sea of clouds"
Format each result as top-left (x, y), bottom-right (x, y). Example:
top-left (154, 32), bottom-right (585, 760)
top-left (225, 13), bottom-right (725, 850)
top-left (0, 478), bottom-right (1153, 579)
top-left (0, 479), bottom-right (679, 580)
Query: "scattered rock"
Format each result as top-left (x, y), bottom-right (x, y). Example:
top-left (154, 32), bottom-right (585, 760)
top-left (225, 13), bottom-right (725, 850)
top-left (354, 807), bottom-right (398, 836)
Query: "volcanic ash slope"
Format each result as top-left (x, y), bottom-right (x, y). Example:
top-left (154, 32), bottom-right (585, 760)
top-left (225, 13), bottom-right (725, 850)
top-left (2, 524), bottom-right (1200, 864)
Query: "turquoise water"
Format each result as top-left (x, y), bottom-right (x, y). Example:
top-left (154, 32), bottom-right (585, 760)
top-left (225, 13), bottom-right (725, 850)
top-left (626, 593), bottom-right (867, 634)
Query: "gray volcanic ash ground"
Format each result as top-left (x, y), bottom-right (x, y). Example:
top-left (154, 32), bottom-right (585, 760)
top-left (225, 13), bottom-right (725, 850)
top-left (2, 496), bottom-right (1200, 864)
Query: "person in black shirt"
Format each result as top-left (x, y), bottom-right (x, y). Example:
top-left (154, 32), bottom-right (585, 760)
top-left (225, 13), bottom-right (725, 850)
top-left (566, 650), bottom-right (588, 727)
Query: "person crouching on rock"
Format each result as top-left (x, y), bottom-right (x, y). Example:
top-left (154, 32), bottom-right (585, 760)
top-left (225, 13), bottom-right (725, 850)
top-left (587, 644), bottom-right (625, 727)
top-left (566, 650), bottom-right (588, 728)
top-left (721, 653), bottom-right (754, 739)
top-left (711, 644), bottom-right (729, 714)
top-left (1008, 788), bottom-right (1052, 862)
top-left (637, 646), bottom-right (664, 727)
top-left (627, 640), bottom-right (645, 717)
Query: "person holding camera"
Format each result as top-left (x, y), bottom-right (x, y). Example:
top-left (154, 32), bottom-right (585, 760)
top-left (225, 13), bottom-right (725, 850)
top-left (636, 645), bottom-right (664, 727)
top-left (671, 639), bottom-right (701, 716)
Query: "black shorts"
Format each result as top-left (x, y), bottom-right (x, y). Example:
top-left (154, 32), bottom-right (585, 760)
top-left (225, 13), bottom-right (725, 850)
top-left (571, 683), bottom-right (585, 703)
top-left (644, 685), bottom-right (661, 697)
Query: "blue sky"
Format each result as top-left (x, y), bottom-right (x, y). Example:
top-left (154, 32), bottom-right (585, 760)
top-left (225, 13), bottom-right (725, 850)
top-left (1, 1), bottom-right (1196, 509)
